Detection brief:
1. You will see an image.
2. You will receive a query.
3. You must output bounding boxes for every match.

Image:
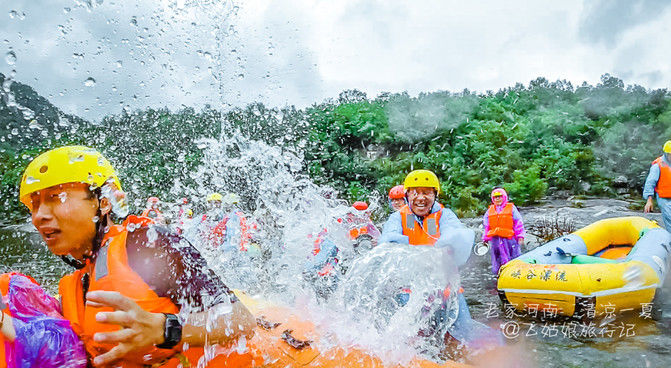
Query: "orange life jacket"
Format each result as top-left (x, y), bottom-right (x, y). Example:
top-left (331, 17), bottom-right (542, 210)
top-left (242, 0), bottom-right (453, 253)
top-left (58, 216), bottom-right (227, 367)
top-left (653, 156), bottom-right (671, 198)
top-left (486, 203), bottom-right (515, 238)
top-left (234, 211), bottom-right (255, 251)
top-left (399, 204), bottom-right (442, 246)
top-left (201, 212), bottom-right (254, 251)
top-left (310, 228), bottom-right (328, 255)
top-left (348, 225), bottom-right (369, 240)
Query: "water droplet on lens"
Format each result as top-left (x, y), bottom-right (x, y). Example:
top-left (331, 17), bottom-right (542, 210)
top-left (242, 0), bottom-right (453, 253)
top-left (8, 10), bottom-right (25, 20)
top-left (84, 77), bottom-right (96, 87)
top-left (5, 50), bottom-right (16, 65)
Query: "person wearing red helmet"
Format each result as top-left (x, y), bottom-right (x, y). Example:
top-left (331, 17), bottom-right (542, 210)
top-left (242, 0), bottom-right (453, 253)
top-left (388, 185), bottom-right (406, 211)
top-left (352, 201), bottom-right (368, 211)
top-left (141, 196), bottom-right (164, 223)
top-left (347, 201), bottom-right (380, 247)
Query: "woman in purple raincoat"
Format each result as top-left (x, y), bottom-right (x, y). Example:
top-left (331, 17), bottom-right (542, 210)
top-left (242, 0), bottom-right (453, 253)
top-left (481, 188), bottom-right (525, 275)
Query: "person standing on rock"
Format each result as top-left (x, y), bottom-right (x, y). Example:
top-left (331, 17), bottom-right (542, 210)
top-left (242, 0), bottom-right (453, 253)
top-left (644, 140), bottom-right (671, 231)
top-left (481, 187), bottom-right (525, 275)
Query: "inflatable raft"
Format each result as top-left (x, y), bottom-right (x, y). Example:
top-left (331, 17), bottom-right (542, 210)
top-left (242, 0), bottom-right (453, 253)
top-left (0, 274), bottom-right (466, 367)
top-left (497, 217), bottom-right (670, 318)
top-left (217, 291), bottom-right (468, 368)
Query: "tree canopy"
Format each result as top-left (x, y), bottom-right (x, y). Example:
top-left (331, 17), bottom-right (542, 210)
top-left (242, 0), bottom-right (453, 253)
top-left (1, 72), bottom-right (669, 222)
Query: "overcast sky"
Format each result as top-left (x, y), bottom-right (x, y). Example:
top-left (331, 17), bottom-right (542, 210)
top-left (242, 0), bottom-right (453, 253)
top-left (1, 0), bottom-right (670, 121)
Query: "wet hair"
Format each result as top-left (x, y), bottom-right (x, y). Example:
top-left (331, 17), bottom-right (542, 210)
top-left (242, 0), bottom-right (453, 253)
top-left (85, 188), bottom-right (97, 200)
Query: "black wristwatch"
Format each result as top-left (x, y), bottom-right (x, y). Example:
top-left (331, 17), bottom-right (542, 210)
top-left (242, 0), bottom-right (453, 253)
top-left (156, 313), bottom-right (182, 349)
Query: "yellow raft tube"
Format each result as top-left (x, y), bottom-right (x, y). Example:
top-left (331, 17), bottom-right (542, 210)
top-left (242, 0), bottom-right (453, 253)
top-left (497, 217), bottom-right (670, 318)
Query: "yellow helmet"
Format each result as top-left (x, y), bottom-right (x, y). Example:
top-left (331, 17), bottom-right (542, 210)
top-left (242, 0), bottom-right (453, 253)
top-left (404, 169), bottom-right (440, 194)
top-left (20, 146), bottom-right (122, 210)
top-left (223, 192), bottom-right (241, 205)
top-left (207, 192), bottom-right (223, 202)
top-left (663, 140), bottom-right (671, 153)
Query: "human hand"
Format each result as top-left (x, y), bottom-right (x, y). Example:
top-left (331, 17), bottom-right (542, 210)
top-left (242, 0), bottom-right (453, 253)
top-left (86, 291), bottom-right (166, 367)
top-left (644, 198), bottom-right (654, 213)
top-left (0, 312), bottom-right (16, 342)
top-left (518, 238), bottom-right (524, 246)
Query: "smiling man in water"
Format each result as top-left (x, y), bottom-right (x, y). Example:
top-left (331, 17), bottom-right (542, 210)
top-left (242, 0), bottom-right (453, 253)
top-left (380, 169), bottom-right (473, 266)
top-left (379, 170), bottom-right (503, 352)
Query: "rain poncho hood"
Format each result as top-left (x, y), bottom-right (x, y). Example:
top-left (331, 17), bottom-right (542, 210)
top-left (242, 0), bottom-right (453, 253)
top-left (490, 188), bottom-right (509, 209)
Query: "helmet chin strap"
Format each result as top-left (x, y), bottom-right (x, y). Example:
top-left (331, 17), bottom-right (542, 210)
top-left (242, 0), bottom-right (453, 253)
top-left (60, 255), bottom-right (86, 269)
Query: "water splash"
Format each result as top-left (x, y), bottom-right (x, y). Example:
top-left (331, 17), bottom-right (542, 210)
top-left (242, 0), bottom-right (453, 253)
top-left (176, 125), bottom-right (462, 364)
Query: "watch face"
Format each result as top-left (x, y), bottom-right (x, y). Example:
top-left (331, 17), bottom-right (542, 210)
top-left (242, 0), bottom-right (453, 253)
top-left (168, 323), bottom-right (180, 340)
top-left (162, 314), bottom-right (182, 348)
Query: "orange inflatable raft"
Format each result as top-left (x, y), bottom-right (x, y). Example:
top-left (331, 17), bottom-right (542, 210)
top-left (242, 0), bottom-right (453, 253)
top-left (212, 291), bottom-right (468, 368)
top-left (1, 279), bottom-right (465, 368)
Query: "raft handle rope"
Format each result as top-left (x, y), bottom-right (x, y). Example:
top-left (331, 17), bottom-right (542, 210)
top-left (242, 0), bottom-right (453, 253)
top-left (281, 329), bottom-right (312, 350)
top-left (256, 316), bottom-right (281, 330)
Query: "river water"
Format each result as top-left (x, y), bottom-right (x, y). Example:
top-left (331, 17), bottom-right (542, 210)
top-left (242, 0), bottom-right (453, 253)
top-left (2, 198), bottom-right (670, 368)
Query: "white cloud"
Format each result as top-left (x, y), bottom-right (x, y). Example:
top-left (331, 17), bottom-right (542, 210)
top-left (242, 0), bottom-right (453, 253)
top-left (1, 0), bottom-right (670, 121)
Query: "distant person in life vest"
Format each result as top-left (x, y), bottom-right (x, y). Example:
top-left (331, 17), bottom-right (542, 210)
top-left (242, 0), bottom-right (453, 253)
top-left (644, 140), bottom-right (671, 231)
top-left (379, 169), bottom-right (474, 267)
top-left (140, 196), bottom-right (165, 224)
top-left (481, 187), bottom-right (525, 275)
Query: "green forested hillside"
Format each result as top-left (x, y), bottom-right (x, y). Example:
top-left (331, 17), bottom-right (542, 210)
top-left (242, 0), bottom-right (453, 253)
top-left (1, 73), bottom-right (670, 222)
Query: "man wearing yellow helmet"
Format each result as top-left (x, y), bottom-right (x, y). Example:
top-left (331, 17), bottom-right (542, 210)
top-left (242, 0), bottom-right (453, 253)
top-left (380, 169), bottom-right (474, 266)
top-left (379, 170), bottom-right (500, 348)
top-left (644, 140), bottom-right (671, 231)
top-left (20, 146), bottom-right (255, 367)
